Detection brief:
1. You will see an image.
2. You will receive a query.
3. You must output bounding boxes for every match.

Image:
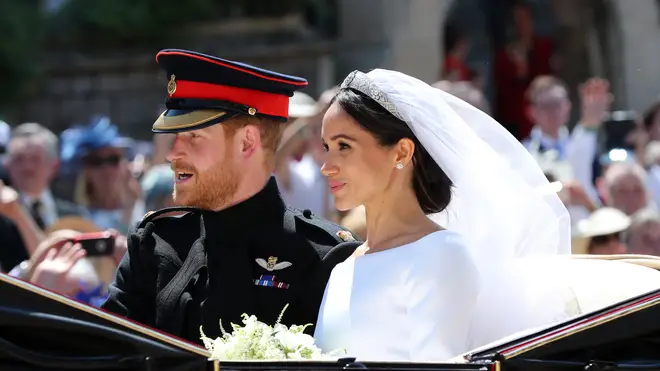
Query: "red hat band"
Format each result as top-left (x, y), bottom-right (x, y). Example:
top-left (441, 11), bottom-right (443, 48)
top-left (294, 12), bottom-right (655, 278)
top-left (168, 78), bottom-right (290, 118)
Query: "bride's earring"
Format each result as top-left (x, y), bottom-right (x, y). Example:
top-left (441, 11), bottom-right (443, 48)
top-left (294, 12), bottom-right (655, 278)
top-left (396, 163), bottom-right (404, 169)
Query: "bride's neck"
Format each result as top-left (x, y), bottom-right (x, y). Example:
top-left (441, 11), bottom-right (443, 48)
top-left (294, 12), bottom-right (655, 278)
top-left (364, 187), bottom-right (437, 253)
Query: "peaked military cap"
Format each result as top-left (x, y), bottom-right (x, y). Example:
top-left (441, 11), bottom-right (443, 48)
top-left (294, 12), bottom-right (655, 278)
top-left (153, 49), bottom-right (309, 133)
top-left (0, 273), bottom-right (208, 369)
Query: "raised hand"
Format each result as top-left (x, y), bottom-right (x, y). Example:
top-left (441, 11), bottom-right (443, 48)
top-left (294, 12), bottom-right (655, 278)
top-left (579, 78), bottom-right (612, 128)
top-left (0, 180), bottom-right (20, 217)
top-left (30, 242), bottom-right (86, 296)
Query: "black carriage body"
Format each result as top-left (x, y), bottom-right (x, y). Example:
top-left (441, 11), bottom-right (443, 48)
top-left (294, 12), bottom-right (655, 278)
top-left (1, 271), bottom-right (660, 371)
top-left (466, 289), bottom-right (660, 371)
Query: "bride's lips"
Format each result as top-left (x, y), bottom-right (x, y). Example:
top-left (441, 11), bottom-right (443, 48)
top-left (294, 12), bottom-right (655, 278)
top-left (328, 180), bottom-right (346, 194)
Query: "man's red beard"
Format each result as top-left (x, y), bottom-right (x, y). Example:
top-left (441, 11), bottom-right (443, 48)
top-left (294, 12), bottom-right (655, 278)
top-left (171, 157), bottom-right (240, 210)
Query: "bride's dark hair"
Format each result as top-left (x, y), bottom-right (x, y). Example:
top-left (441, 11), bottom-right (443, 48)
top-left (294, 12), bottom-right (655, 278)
top-left (332, 88), bottom-right (453, 214)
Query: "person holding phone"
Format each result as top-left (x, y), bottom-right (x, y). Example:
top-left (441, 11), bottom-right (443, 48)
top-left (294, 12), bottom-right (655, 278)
top-left (101, 49), bottom-right (360, 344)
top-left (9, 227), bottom-right (127, 305)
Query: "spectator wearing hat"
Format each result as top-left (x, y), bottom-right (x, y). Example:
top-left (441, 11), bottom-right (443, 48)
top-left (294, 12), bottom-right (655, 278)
top-left (60, 117), bottom-right (144, 233)
top-left (572, 207), bottom-right (630, 255)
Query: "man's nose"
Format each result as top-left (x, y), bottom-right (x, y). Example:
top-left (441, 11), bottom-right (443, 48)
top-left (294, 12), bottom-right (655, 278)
top-left (166, 136), bottom-right (183, 163)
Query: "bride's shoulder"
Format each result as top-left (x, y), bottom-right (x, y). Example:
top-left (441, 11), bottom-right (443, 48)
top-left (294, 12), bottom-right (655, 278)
top-left (422, 229), bottom-right (468, 249)
top-left (416, 230), bottom-right (474, 263)
top-left (410, 230), bottom-right (479, 287)
top-left (430, 229), bottom-right (464, 242)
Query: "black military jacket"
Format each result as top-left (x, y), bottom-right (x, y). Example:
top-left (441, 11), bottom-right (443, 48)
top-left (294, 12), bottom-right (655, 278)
top-left (102, 178), bottom-right (360, 344)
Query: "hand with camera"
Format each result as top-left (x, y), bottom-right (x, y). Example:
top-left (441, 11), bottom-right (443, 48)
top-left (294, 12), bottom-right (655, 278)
top-left (29, 237), bottom-right (86, 296)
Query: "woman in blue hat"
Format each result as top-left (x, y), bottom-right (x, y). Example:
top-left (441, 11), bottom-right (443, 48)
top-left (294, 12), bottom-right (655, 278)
top-left (60, 117), bottom-right (144, 233)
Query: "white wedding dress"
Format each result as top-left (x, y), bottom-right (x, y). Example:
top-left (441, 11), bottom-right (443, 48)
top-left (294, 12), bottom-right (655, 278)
top-left (314, 230), bottom-right (480, 361)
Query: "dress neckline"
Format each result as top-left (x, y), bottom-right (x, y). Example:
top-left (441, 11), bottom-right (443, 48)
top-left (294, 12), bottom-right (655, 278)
top-left (356, 229), bottom-right (454, 259)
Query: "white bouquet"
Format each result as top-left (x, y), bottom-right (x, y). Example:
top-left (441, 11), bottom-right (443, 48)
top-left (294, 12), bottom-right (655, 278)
top-left (200, 304), bottom-right (343, 361)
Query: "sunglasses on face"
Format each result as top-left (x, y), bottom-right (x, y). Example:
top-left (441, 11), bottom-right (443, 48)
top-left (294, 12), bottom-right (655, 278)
top-left (591, 232), bottom-right (622, 245)
top-left (83, 154), bottom-right (122, 167)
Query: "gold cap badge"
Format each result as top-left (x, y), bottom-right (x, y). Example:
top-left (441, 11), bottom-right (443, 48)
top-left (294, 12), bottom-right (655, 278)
top-left (167, 74), bottom-right (177, 96)
top-left (248, 107), bottom-right (257, 115)
top-left (337, 230), bottom-right (355, 242)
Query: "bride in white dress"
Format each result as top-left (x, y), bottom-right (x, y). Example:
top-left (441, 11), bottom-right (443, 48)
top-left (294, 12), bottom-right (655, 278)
top-left (313, 69), bottom-right (571, 361)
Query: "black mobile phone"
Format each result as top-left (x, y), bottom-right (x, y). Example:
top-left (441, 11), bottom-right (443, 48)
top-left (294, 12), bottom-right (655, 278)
top-left (70, 232), bottom-right (115, 257)
top-left (602, 110), bottom-right (638, 151)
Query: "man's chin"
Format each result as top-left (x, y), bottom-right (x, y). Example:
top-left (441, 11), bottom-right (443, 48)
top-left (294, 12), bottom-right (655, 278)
top-left (173, 193), bottom-right (211, 209)
top-left (172, 192), bottom-right (194, 207)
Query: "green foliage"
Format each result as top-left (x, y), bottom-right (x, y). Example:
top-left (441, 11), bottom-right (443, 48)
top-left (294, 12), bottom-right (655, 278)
top-left (47, 0), bottom-right (212, 50)
top-left (0, 1), bottom-right (44, 108)
top-left (46, 0), bottom-right (312, 51)
top-left (0, 0), bottom-right (323, 107)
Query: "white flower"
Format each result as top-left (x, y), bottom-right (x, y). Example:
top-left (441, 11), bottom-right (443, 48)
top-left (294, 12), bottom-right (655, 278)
top-left (200, 304), bottom-right (344, 361)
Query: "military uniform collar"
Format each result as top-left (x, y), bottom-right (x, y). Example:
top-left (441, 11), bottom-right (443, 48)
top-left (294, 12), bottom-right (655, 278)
top-left (201, 176), bottom-right (285, 226)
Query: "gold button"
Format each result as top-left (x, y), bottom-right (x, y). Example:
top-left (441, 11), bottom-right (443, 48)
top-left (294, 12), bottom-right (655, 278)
top-left (248, 107), bottom-right (257, 115)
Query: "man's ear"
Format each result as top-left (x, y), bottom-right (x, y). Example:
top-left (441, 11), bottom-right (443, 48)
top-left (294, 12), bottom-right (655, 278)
top-left (241, 125), bottom-right (261, 158)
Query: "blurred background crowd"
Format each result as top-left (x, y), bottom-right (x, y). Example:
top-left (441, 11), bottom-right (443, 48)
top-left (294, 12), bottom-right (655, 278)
top-left (2, 0), bottom-right (660, 306)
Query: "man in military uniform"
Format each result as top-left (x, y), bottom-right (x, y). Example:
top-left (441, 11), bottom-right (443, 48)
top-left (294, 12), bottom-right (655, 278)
top-left (101, 49), bottom-right (360, 344)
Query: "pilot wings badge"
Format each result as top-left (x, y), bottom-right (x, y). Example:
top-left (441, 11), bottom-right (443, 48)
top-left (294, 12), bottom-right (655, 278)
top-left (256, 256), bottom-right (292, 272)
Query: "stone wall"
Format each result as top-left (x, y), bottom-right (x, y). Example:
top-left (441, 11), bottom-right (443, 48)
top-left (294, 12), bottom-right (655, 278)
top-left (337, 0), bottom-right (450, 84)
top-left (612, 0), bottom-right (660, 113)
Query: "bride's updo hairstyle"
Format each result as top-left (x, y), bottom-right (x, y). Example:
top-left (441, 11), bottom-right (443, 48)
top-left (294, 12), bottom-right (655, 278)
top-left (333, 88), bottom-right (453, 214)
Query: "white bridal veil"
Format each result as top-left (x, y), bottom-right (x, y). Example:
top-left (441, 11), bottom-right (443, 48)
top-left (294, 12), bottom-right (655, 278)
top-left (340, 69), bottom-right (572, 349)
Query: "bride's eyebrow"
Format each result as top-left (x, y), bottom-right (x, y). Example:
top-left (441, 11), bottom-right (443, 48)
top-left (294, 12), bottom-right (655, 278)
top-left (330, 134), bottom-right (356, 141)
